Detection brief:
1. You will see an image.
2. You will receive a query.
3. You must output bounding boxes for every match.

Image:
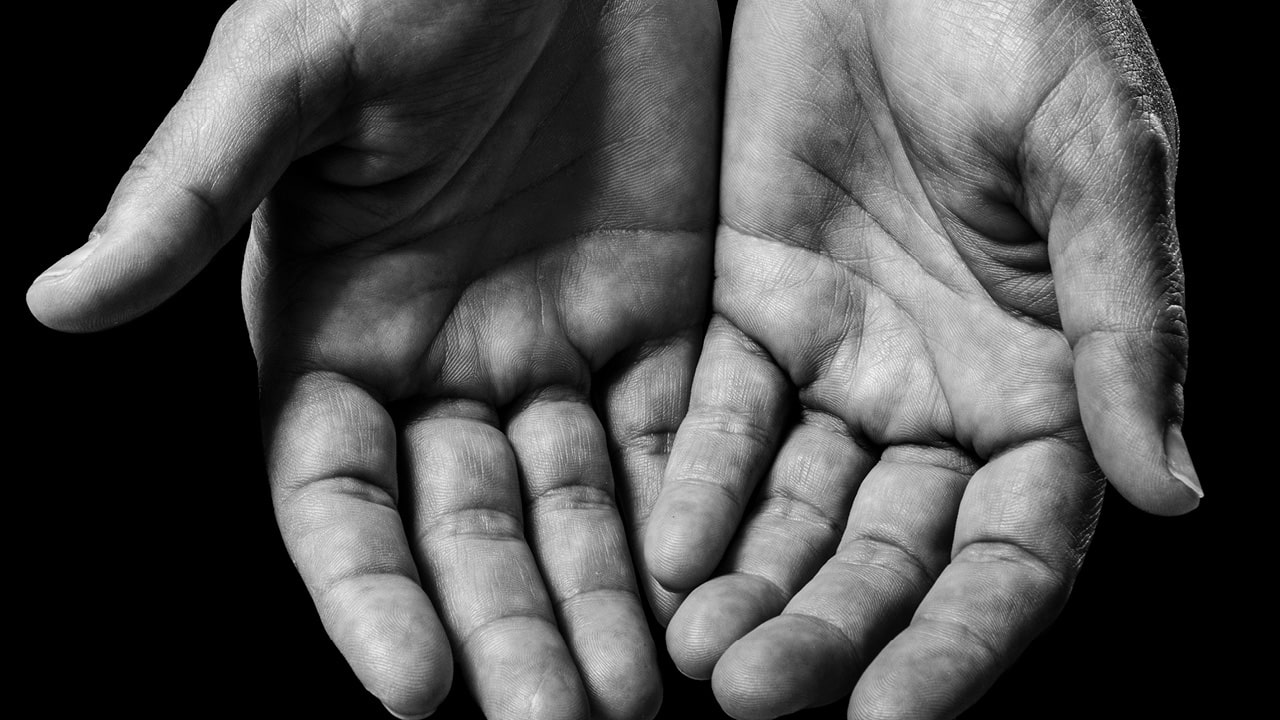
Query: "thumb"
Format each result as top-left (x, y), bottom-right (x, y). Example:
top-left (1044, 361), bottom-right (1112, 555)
top-left (1028, 12), bottom-right (1200, 516)
top-left (27, 2), bottom-right (344, 332)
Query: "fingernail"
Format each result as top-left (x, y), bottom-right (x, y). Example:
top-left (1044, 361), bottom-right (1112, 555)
top-left (381, 701), bottom-right (433, 720)
top-left (1164, 425), bottom-right (1203, 499)
top-left (35, 231), bottom-right (105, 282)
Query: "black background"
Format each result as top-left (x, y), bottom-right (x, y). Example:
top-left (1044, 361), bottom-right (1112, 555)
top-left (12, 2), bottom-right (1251, 718)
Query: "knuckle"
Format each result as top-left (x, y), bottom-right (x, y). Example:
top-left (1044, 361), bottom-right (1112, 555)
top-left (834, 533), bottom-right (939, 589)
top-left (954, 540), bottom-right (1071, 606)
top-left (680, 410), bottom-right (775, 449)
top-left (420, 507), bottom-right (525, 544)
top-left (527, 481), bottom-right (616, 513)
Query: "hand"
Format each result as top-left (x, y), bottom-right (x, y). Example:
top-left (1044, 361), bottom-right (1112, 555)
top-left (645, 1), bottom-right (1199, 718)
top-left (27, 1), bottom-right (719, 718)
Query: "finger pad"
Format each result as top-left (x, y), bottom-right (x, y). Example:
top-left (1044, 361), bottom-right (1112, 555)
top-left (647, 490), bottom-right (737, 590)
top-left (666, 575), bottom-right (787, 679)
top-left (560, 594), bottom-right (663, 720)
top-left (712, 616), bottom-right (857, 719)
top-left (326, 580), bottom-right (453, 715)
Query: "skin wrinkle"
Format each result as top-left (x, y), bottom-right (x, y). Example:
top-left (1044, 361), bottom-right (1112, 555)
top-left (860, 33), bottom-right (978, 266)
top-left (908, 612), bottom-right (1008, 682)
top-left (397, 228), bottom-right (705, 404)
top-left (751, 489), bottom-right (845, 545)
top-left (717, 432), bottom-right (871, 574)
top-left (322, 0), bottom-right (362, 101)
top-left (343, 7), bottom-right (564, 225)
top-left (525, 478), bottom-right (619, 512)
top-left (727, 19), bottom-right (980, 304)
top-left (419, 506), bottom-right (528, 544)
top-left (969, 471), bottom-right (1102, 577)
top-left (265, 372), bottom-right (399, 486)
top-left (808, 338), bottom-right (945, 449)
top-left (130, 161), bottom-right (231, 255)
top-left (599, 337), bottom-right (693, 440)
top-left (956, 522), bottom-right (1077, 587)
top-left (316, 565), bottom-right (424, 611)
top-left (774, 610), bottom-right (868, 669)
top-left (276, 2), bottom-right (315, 155)
top-left (833, 534), bottom-right (940, 590)
top-left (287, 475), bottom-right (402, 519)
top-left (797, 405), bottom-right (863, 448)
top-left (859, 6), bottom-right (1118, 333)
top-left (784, 112), bottom-right (981, 317)
top-left (725, 529), bottom-right (832, 592)
top-left (455, 612), bottom-right (564, 664)
top-left (214, 2), bottom-right (342, 172)
top-left (719, 228), bottom-right (945, 374)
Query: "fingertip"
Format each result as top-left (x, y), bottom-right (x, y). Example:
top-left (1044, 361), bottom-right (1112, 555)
top-left (558, 595), bottom-right (663, 720)
top-left (26, 233), bottom-right (120, 333)
top-left (1097, 422), bottom-right (1202, 517)
top-left (526, 670), bottom-right (590, 720)
top-left (27, 275), bottom-right (77, 333)
top-left (629, 542), bottom-right (685, 626)
top-left (26, 217), bottom-right (210, 333)
top-left (324, 580), bottom-right (454, 719)
top-left (466, 650), bottom-right (589, 720)
top-left (583, 634), bottom-right (663, 719)
top-left (644, 492), bottom-right (729, 592)
top-left (844, 629), bottom-right (984, 720)
top-left (712, 617), bottom-right (855, 720)
top-left (462, 621), bottom-right (590, 720)
top-left (640, 516), bottom-right (684, 592)
top-left (632, 674), bottom-right (664, 720)
top-left (1075, 338), bottom-right (1201, 516)
top-left (666, 575), bottom-right (787, 680)
top-left (665, 613), bottom-right (716, 680)
top-left (598, 665), bottom-right (662, 720)
top-left (26, 281), bottom-right (126, 334)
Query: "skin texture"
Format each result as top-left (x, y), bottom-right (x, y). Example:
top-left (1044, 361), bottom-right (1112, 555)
top-left (25, 1), bottom-right (1202, 719)
top-left (644, 1), bottom-right (1199, 718)
top-left (27, 0), bottom-right (719, 718)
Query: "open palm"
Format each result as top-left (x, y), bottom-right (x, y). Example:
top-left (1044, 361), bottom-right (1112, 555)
top-left (645, 1), bottom-right (1198, 718)
top-left (29, 1), bottom-right (719, 718)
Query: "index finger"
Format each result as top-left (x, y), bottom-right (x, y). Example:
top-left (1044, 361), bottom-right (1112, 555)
top-left (848, 438), bottom-right (1102, 719)
top-left (263, 369), bottom-right (453, 719)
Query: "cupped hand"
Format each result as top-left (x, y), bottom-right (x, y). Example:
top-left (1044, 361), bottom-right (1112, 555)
top-left (28, 1), bottom-right (719, 718)
top-left (645, 1), bottom-right (1198, 717)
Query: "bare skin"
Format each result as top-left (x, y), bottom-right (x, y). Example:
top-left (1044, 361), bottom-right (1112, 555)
top-left (27, 1), bottom-right (719, 718)
top-left (27, 1), bottom-right (1199, 719)
top-left (644, 1), bottom-right (1199, 718)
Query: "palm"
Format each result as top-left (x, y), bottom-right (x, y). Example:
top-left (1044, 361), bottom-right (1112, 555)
top-left (246, 0), bottom-right (715, 385)
top-left (646, 1), bottom-right (1192, 718)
